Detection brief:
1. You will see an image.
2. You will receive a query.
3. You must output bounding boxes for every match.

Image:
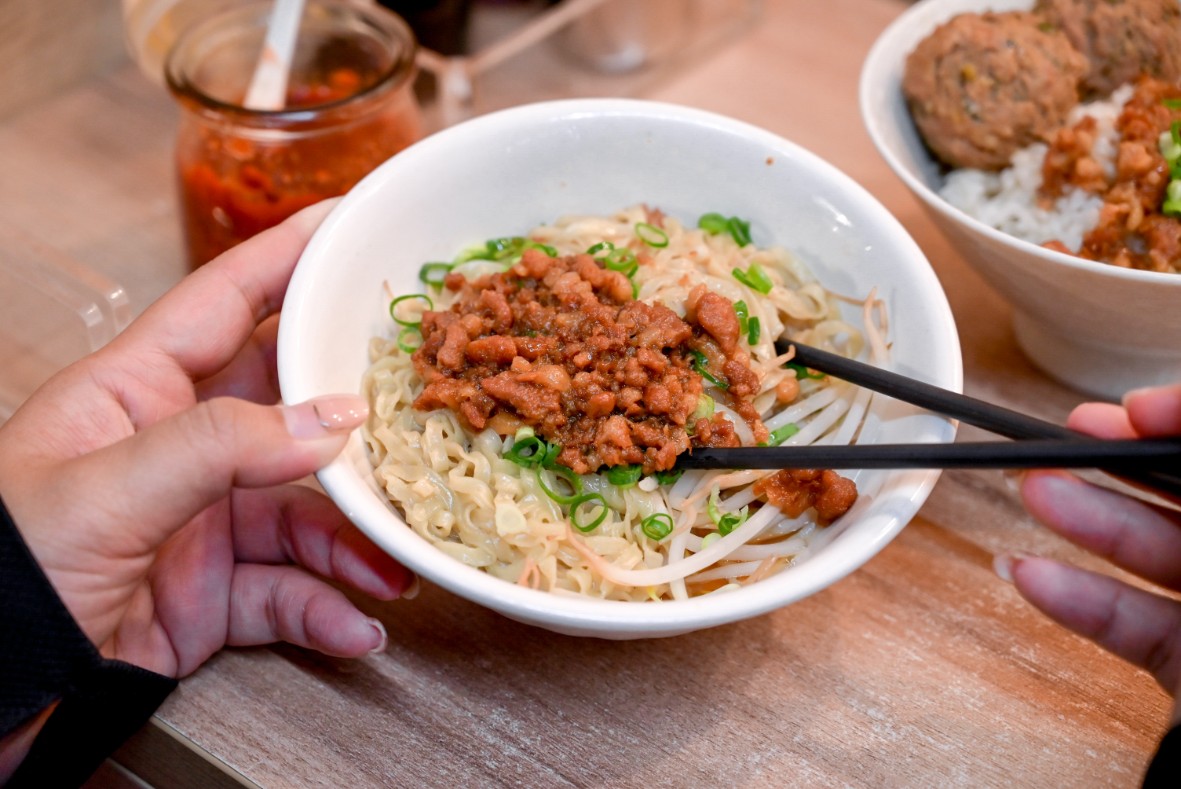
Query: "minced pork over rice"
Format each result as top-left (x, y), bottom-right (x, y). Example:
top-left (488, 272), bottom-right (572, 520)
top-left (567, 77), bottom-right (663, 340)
top-left (939, 85), bottom-right (1134, 252)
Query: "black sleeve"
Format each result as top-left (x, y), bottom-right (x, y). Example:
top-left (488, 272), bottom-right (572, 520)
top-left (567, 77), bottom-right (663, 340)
top-left (1, 495), bottom-right (177, 788)
top-left (1144, 722), bottom-right (1181, 788)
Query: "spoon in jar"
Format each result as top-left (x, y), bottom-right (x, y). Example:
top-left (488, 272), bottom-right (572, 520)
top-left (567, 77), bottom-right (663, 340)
top-left (244, 0), bottom-right (307, 110)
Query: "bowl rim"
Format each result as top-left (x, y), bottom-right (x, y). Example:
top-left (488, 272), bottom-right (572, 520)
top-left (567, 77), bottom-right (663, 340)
top-left (280, 96), bottom-right (961, 634)
top-left (858, 0), bottom-right (1181, 286)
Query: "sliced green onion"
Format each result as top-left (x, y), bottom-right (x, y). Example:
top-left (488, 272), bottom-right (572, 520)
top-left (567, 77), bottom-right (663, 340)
top-left (692, 394), bottom-right (715, 421)
top-left (731, 262), bottom-right (773, 294)
top-left (388, 293), bottom-right (433, 328)
top-left (718, 508), bottom-right (749, 536)
top-left (570, 492), bottom-right (609, 532)
top-left (697, 213), bottom-right (752, 246)
top-left (539, 441), bottom-right (562, 469)
top-left (537, 466), bottom-right (583, 505)
top-left (747, 316), bottom-right (761, 345)
top-left (759, 422), bottom-right (800, 447)
top-left (785, 361), bottom-right (825, 380)
top-left (733, 300), bottom-right (749, 322)
top-left (733, 299), bottom-right (749, 336)
top-left (1164, 180), bottom-right (1181, 217)
top-left (1161, 129), bottom-right (1181, 163)
top-left (481, 236), bottom-right (525, 262)
top-left (707, 488), bottom-right (749, 536)
top-left (397, 326), bottom-right (423, 353)
top-left (602, 247), bottom-right (638, 277)
top-left (486, 237), bottom-right (521, 258)
top-left (689, 350), bottom-right (728, 390)
top-left (454, 237), bottom-right (556, 266)
top-left (506, 435), bottom-right (548, 467)
top-left (727, 217), bottom-right (752, 247)
top-left (419, 262), bottom-right (453, 286)
top-left (654, 468), bottom-right (684, 486)
top-left (1164, 98), bottom-right (1181, 109)
top-left (505, 427), bottom-right (567, 470)
top-left (635, 222), bottom-right (669, 248)
top-left (697, 212), bottom-right (729, 236)
top-left (588, 241), bottom-right (641, 297)
top-left (640, 512), bottom-right (674, 541)
top-left (606, 464), bottom-right (643, 488)
top-left (732, 300), bottom-right (759, 345)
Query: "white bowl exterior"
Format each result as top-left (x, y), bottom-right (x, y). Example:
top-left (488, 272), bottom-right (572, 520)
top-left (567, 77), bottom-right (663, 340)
top-left (278, 98), bottom-right (960, 638)
top-left (860, 0), bottom-right (1181, 400)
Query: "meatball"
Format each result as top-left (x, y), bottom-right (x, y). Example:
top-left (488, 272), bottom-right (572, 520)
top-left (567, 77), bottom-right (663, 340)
top-left (902, 11), bottom-right (1088, 170)
top-left (1035, 0), bottom-right (1181, 97)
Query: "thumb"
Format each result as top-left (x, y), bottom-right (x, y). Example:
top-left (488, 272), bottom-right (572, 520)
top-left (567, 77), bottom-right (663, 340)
top-left (57, 394), bottom-right (367, 555)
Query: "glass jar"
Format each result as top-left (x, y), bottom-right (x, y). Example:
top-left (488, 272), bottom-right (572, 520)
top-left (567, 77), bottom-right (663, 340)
top-left (123, 0), bottom-right (246, 84)
top-left (165, 0), bottom-right (422, 268)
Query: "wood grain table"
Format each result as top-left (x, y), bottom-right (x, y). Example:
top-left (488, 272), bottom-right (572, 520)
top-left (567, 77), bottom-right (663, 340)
top-left (1, 0), bottom-right (1173, 786)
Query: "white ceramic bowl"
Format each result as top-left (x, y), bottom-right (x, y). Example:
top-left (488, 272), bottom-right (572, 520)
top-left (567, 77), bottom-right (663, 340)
top-left (277, 98), bottom-right (960, 639)
top-left (861, 0), bottom-right (1181, 402)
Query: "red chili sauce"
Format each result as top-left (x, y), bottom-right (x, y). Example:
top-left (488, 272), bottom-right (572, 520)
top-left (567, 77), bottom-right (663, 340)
top-left (177, 66), bottom-right (420, 268)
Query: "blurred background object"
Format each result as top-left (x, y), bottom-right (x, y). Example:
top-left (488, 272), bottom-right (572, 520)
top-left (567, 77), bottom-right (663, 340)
top-left (1, 0), bottom-right (125, 120)
top-left (398, 0), bottom-right (761, 129)
top-left (121, 1), bottom-right (761, 132)
top-left (0, 222), bottom-right (131, 422)
top-left (552, 0), bottom-right (692, 74)
top-left (122, 0), bottom-right (244, 86)
top-left (378, 0), bottom-right (473, 55)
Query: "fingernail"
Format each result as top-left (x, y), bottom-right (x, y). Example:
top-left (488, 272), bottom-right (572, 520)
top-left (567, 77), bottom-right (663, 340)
top-left (367, 618), bottom-right (387, 655)
top-left (993, 551), bottom-right (1033, 584)
top-left (1002, 468), bottom-right (1026, 494)
top-left (993, 553), bottom-right (1017, 583)
top-left (1121, 386), bottom-right (1152, 407)
top-left (282, 395), bottom-right (368, 440)
top-left (400, 575), bottom-right (420, 600)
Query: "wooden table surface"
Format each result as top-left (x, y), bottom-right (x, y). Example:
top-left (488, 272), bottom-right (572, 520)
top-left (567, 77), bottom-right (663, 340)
top-left (1, 0), bottom-right (1173, 786)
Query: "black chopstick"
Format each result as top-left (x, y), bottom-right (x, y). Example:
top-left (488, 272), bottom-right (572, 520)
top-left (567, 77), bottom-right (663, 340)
top-left (779, 340), bottom-right (1076, 440)
top-left (676, 438), bottom-right (1181, 471)
top-left (774, 340), bottom-right (1181, 496)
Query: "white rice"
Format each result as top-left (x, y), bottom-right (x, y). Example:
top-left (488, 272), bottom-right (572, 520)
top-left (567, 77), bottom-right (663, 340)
top-left (939, 85), bottom-right (1134, 252)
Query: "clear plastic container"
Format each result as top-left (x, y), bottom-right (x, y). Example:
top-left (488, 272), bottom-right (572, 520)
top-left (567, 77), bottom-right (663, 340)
top-left (0, 246), bottom-right (130, 422)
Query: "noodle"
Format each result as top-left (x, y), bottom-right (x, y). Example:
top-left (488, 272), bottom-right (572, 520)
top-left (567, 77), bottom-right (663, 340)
top-left (363, 205), bottom-right (875, 601)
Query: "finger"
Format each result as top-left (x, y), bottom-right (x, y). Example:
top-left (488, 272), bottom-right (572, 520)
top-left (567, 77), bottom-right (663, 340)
top-left (40, 394), bottom-right (367, 558)
top-left (1124, 383), bottom-right (1181, 437)
top-left (1066, 402), bottom-right (1137, 439)
top-left (229, 485), bottom-right (416, 600)
top-left (996, 553), bottom-right (1181, 694)
top-left (1021, 471), bottom-right (1181, 591)
top-left (195, 315), bottom-right (280, 404)
top-left (109, 198), bottom-right (338, 380)
top-left (227, 563), bottom-right (387, 657)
